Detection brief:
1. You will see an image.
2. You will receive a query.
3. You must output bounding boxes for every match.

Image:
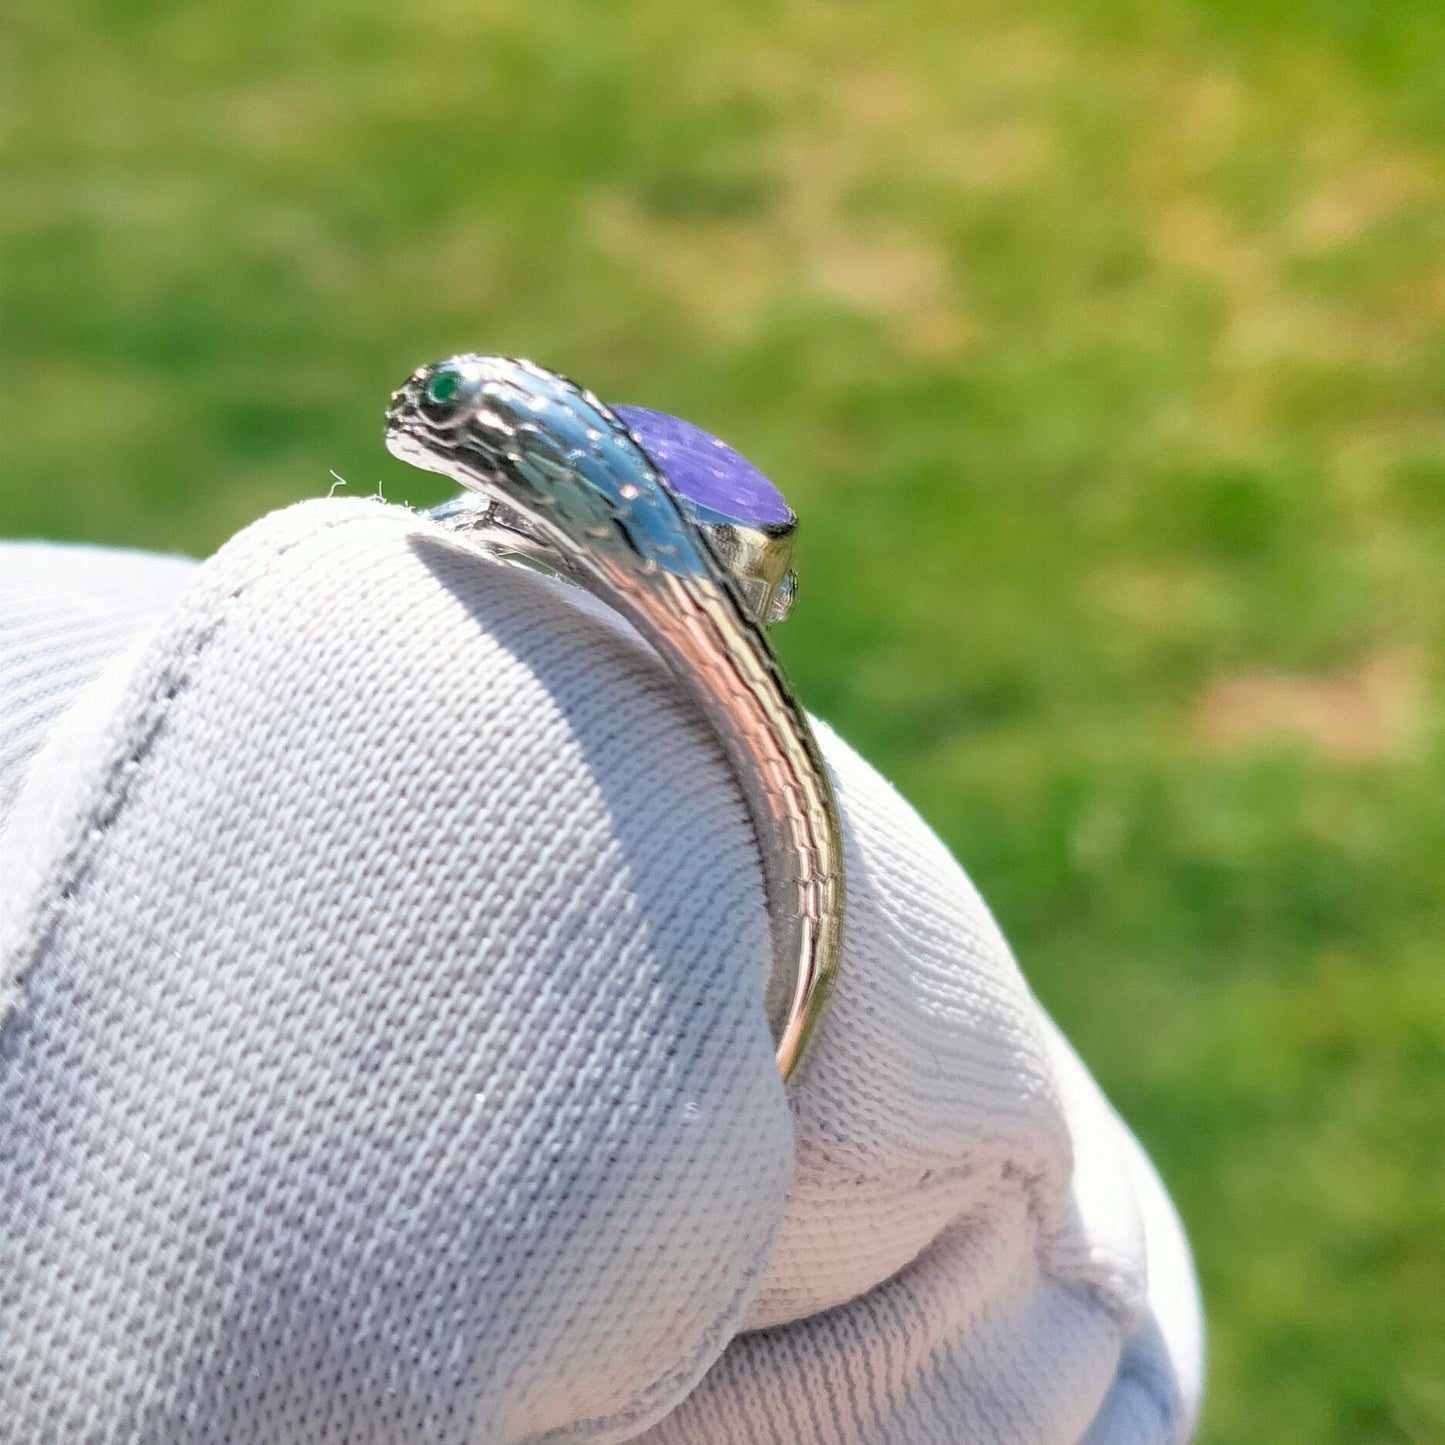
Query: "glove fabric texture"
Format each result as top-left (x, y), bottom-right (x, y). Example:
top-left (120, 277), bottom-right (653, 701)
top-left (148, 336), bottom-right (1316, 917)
top-left (0, 500), bottom-right (1203, 1444)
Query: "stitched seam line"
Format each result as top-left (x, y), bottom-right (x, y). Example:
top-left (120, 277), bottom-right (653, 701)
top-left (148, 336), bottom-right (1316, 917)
top-left (1, 509), bottom-right (379, 1017)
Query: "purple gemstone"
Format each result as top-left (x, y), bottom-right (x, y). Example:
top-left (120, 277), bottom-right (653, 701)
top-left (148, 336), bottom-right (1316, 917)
top-left (613, 404), bottom-right (792, 529)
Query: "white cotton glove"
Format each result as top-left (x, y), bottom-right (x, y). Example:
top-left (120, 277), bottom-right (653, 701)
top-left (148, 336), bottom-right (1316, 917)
top-left (0, 499), bottom-right (1202, 1445)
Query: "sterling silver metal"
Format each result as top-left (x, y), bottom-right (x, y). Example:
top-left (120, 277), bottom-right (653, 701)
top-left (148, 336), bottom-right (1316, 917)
top-left (386, 354), bottom-right (844, 1080)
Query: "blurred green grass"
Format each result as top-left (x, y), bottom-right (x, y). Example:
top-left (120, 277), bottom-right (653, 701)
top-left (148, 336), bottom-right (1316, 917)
top-left (3, 2), bottom-right (1442, 1440)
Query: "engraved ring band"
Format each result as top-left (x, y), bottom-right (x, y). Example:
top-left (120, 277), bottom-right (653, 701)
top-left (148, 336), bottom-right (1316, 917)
top-left (384, 355), bottom-right (845, 1081)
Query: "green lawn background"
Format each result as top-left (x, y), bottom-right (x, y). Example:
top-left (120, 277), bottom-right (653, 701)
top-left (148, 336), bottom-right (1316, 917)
top-left (3, 3), bottom-right (1442, 1440)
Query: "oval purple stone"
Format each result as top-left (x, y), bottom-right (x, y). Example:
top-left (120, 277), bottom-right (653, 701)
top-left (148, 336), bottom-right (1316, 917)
top-left (613, 404), bottom-right (792, 529)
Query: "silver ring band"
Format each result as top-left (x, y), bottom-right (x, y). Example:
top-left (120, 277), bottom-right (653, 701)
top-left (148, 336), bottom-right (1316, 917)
top-left (385, 355), bottom-right (844, 1080)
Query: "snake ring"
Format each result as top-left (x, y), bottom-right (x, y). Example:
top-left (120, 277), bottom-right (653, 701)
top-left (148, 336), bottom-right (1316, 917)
top-left (385, 355), bottom-right (844, 1080)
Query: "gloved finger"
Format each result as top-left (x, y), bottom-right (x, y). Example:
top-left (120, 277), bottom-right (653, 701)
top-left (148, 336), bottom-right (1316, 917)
top-left (1, 498), bottom-right (793, 1444)
top-left (0, 497), bottom-right (1203, 1445)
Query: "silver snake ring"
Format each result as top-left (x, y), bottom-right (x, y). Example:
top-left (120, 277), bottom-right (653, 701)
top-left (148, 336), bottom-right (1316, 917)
top-left (385, 354), bottom-right (844, 1081)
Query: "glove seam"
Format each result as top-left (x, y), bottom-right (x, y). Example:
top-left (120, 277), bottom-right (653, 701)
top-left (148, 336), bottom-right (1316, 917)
top-left (0, 504), bottom-right (384, 1027)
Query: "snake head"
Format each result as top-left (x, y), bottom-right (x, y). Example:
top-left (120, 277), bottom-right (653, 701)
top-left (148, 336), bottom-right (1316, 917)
top-left (384, 355), bottom-right (507, 480)
top-left (386, 354), bottom-right (709, 576)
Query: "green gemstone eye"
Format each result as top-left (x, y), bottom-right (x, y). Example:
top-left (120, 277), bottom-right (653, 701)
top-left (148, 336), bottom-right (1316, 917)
top-left (426, 368), bottom-right (461, 406)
